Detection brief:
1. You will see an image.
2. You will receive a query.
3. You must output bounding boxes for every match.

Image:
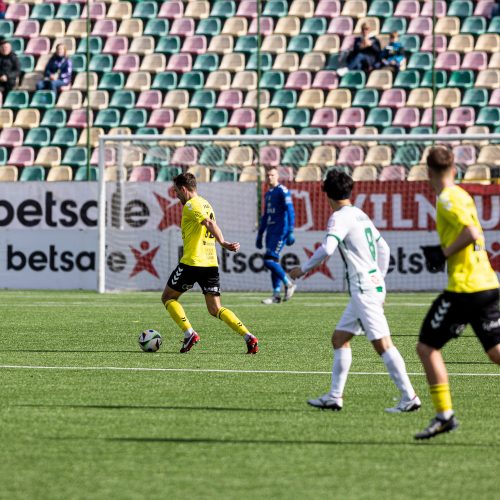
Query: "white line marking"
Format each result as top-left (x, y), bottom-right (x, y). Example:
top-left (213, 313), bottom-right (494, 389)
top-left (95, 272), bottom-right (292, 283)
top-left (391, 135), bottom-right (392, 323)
top-left (0, 365), bottom-right (498, 377)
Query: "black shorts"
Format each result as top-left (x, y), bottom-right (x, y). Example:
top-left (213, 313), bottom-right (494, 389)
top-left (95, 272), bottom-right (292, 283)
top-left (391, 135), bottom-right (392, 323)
top-left (167, 263), bottom-right (221, 296)
top-left (419, 288), bottom-right (500, 352)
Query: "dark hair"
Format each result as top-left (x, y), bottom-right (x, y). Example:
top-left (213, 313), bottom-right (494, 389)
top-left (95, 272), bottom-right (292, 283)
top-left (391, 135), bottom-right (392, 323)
top-left (173, 172), bottom-right (197, 191)
top-left (426, 146), bottom-right (454, 173)
top-left (322, 170), bottom-right (354, 201)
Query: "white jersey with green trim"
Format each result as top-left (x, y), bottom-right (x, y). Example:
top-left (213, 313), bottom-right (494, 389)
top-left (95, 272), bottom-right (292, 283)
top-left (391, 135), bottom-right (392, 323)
top-left (326, 205), bottom-right (386, 294)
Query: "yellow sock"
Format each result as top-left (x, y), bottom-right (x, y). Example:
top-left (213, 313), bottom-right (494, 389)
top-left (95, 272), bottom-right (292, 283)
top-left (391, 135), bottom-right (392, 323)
top-left (164, 299), bottom-right (192, 333)
top-left (217, 307), bottom-right (249, 336)
top-left (430, 383), bottom-right (453, 414)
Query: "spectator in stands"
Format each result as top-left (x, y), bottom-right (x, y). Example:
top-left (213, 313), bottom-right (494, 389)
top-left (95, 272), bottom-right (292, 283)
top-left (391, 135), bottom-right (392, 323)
top-left (0, 38), bottom-right (19, 98)
top-left (377, 32), bottom-right (405, 74)
top-left (0, 0), bottom-right (6, 20)
top-left (337, 23), bottom-right (381, 76)
top-left (36, 44), bottom-right (73, 93)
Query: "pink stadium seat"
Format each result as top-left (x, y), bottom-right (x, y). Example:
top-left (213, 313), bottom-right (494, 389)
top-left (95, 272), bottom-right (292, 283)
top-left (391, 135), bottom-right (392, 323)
top-left (407, 17), bottom-right (433, 36)
top-left (237, 0), bottom-right (257, 18)
top-left (14, 20), bottom-right (40, 38)
top-left (461, 51), bottom-right (488, 70)
top-left (392, 107), bottom-right (420, 128)
top-left (489, 89), bottom-right (500, 106)
top-left (0, 128), bottom-right (24, 147)
top-left (248, 17), bottom-right (274, 35)
top-left (217, 90), bottom-right (243, 110)
top-left (68, 109), bottom-right (93, 128)
top-left (90, 147), bottom-right (115, 166)
top-left (82, 2), bottom-right (107, 20)
top-left (259, 146), bottom-right (281, 167)
top-left (326, 126), bottom-right (351, 147)
top-left (170, 18), bottom-right (195, 37)
top-left (171, 146), bottom-right (198, 167)
top-left (312, 71), bottom-right (339, 90)
top-left (379, 166), bottom-right (406, 181)
top-left (448, 106), bottom-right (475, 128)
top-left (394, 0), bottom-right (420, 18)
top-left (182, 35), bottom-right (208, 54)
top-left (311, 108), bottom-right (338, 128)
top-left (436, 125), bottom-right (461, 146)
top-left (435, 51), bottom-right (461, 71)
top-left (5, 3), bottom-right (29, 20)
top-left (92, 19), bottom-right (118, 38)
top-left (453, 145), bottom-right (476, 167)
top-left (340, 35), bottom-right (357, 52)
top-left (315, 0), bottom-right (341, 18)
top-left (420, 107), bottom-right (447, 128)
top-left (166, 53), bottom-right (193, 73)
top-left (103, 36), bottom-right (129, 55)
top-left (278, 166), bottom-right (294, 182)
top-left (229, 108), bottom-right (256, 129)
top-left (337, 145), bottom-right (364, 167)
top-left (9, 147), bottom-right (35, 167)
top-left (25, 37), bottom-right (51, 56)
top-left (338, 108), bottom-right (365, 128)
top-left (474, 1), bottom-right (495, 17)
top-left (379, 89), bottom-right (406, 108)
top-left (285, 71), bottom-right (312, 90)
top-left (421, 1), bottom-right (446, 17)
top-left (129, 167), bottom-right (155, 182)
top-left (137, 90), bottom-right (162, 110)
top-left (158, 0), bottom-right (184, 19)
top-left (147, 108), bottom-right (175, 128)
top-left (113, 54), bottom-right (140, 73)
top-left (421, 35), bottom-right (448, 53)
top-left (328, 17), bottom-right (353, 36)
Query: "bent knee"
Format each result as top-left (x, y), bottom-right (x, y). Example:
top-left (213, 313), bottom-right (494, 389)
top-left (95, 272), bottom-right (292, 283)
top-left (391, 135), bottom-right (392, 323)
top-left (487, 345), bottom-right (500, 365)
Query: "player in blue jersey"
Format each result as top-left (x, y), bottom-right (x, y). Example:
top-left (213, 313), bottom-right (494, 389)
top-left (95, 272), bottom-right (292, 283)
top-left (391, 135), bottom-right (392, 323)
top-left (256, 167), bottom-right (297, 304)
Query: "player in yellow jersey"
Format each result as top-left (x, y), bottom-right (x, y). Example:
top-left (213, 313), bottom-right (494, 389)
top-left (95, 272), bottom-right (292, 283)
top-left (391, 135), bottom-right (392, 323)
top-left (415, 147), bottom-right (500, 439)
top-left (162, 173), bottom-right (259, 354)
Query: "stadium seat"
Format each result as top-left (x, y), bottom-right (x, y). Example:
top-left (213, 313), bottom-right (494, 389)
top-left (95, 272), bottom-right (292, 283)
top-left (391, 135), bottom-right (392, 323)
top-left (205, 71), bottom-right (231, 91)
top-left (202, 109), bottom-right (229, 129)
top-left (273, 53), bottom-right (299, 73)
top-left (394, 70), bottom-right (420, 90)
top-left (311, 108), bottom-right (338, 128)
top-left (24, 127), bottom-right (50, 148)
top-left (366, 70), bottom-right (393, 90)
top-left (475, 34), bottom-right (500, 53)
top-left (339, 71), bottom-right (366, 90)
top-left (35, 147), bottom-right (61, 168)
top-left (352, 165), bottom-right (378, 181)
top-left (315, 35), bottom-right (341, 55)
top-left (366, 107), bottom-right (392, 129)
top-left (420, 34), bottom-right (448, 54)
top-left (13, 108), bottom-right (40, 130)
top-left (477, 145), bottom-right (500, 166)
top-left (175, 109), bottom-right (202, 129)
top-left (325, 89), bottom-right (352, 109)
top-left (220, 53), bottom-right (245, 73)
top-left (31, 3), bottom-right (56, 22)
top-left (407, 88), bottom-right (433, 109)
top-left (158, 1), bottom-right (183, 19)
top-left (392, 107), bottom-right (420, 128)
top-left (463, 164), bottom-right (491, 184)
top-left (365, 145), bottom-right (392, 167)
top-left (352, 88), bottom-right (379, 108)
top-left (297, 89), bottom-right (325, 109)
top-left (244, 90), bottom-right (270, 109)
top-left (420, 70), bottom-right (447, 89)
top-left (46, 166), bottom-right (73, 182)
top-left (337, 145), bottom-right (364, 167)
top-left (258, 108), bottom-right (283, 129)
top-left (0, 127), bottom-right (24, 147)
top-left (232, 71), bottom-right (257, 91)
top-left (9, 146), bottom-right (35, 167)
top-left (490, 89), bottom-right (500, 106)
top-left (134, 2), bottom-right (160, 21)
top-left (215, 90), bottom-right (241, 110)
top-left (448, 106), bottom-right (475, 128)
top-left (475, 69), bottom-right (500, 89)
top-left (19, 165), bottom-right (44, 182)
top-left (453, 145), bottom-right (477, 167)
top-left (155, 36), bottom-right (181, 56)
top-left (399, 34), bottom-right (421, 53)
top-left (379, 88), bottom-right (406, 109)
top-left (329, 16), bottom-right (354, 36)
top-left (311, 70), bottom-right (338, 90)
top-left (338, 107), bottom-right (365, 128)
top-left (381, 16), bottom-right (407, 34)
top-left (420, 107), bottom-right (448, 128)
top-left (295, 166), bottom-right (322, 182)
top-left (379, 165), bottom-right (406, 181)
top-left (448, 70), bottom-right (475, 89)
top-left (271, 90), bottom-right (298, 109)
top-left (354, 17), bottom-right (380, 35)
top-left (309, 145), bottom-right (336, 167)
top-left (51, 128), bottom-right (78, 148)
top-left (461, 16), bottom-right (487, 36)
top-left (435, 88), bottom-right (462, 109)
top-left (260, 71), bottom-right (285, 90)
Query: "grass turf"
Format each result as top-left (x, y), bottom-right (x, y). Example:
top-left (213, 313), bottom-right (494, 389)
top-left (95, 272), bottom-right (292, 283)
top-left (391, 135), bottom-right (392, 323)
top-left (0, 291), bottom-right (499, 500)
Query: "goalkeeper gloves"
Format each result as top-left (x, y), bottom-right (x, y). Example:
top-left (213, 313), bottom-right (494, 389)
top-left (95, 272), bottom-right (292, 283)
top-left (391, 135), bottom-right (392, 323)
top-left (421, 245), bottom-right (446, 272)
top-left (285, 231), bottom-right (295, 246)
top-left (256, 234), bottom-right (263, 250)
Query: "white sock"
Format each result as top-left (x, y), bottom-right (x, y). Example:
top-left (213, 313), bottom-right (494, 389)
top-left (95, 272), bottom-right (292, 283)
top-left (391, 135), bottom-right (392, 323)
top-left (183, 328), bottom-right (194, 339)
top-left (329, 347), bottom-right (352, 398)
top-left (244, 333), bottom-right (255, 341)
top-left (381, 346), bottom-right (415, 401)
top-left (437, 410), bottom-right (454, 420)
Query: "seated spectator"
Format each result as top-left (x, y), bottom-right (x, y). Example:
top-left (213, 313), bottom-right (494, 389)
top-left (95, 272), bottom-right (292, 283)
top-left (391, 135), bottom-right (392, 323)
top-left (0, 38), bottom-right (19, 98)
top-left (337, 23), bottom-right (381, 76)
top-left (36, 44), bottom-right (73, 93)
top-left (377, 32), bottom-right (405, 73)
top-left (0, 1), bottom-right (6, 20)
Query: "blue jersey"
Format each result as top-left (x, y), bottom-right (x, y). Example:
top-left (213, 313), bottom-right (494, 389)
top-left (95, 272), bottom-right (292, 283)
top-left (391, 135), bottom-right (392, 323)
top-left (258, 184), bottom-right (295, 236)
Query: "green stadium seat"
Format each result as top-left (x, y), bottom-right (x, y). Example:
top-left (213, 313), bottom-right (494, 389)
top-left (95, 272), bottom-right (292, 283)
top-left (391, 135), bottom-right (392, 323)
top-left (302, 17), bottom-right (327, 36)
top-left (263, 0), bottom-right (288, 17)
top-left (260, 70), bottom-right (285, 90)
top-left (156, 36), bottom-right (181, 55)
top-left (366, 107), bottom-right (392, 129)
top-left (399, 34), bottom-right (421, 53)
top-left (62, 147), bottom-right (88, 168)
top-left (0, 20), bottom-right (13, 38)
top-left (211, 0), bottom-right (236, 18)
top-left (234, 35), bottom-right (258, 54)
top-left (448, 0), bottom-right (473, 18)
top-left (135, 127), bottom-right (159, 135)
top-left (193, 53), bottom-right (220, 72)
top-left (74, 166), bottom-right (99, 181)
top-left (270, 89), bottom-right (298, 109)
top-left (51, 128), bottom-right (78, 147)
top-left (393, 145), bottom-right (421, 166)
top-left (31, 3), bottom-right (56, 21)
top-left (461, 16), bottom-right (487, 35)
top-left (20, 166), bottom-right (45, 182)
top-left (4, 91), bottom-right (29, 110)
top-left (24, 128), bottom-right (51, 148)
top-left (339, 71), bottom-right (366, 90)
top-left (144, 19), bottom-right (170, 37)
top-left (284, 109), bottom-right (311, 129)
top-left (448, 69), bottom-right (474, 89)
top-left (190, 90), bottom-right (216, 109)
top-left (368, 0), bottom-right (394, 17)
top-left (178, 71), bottom-right (205, 91)
top-left (410, 126), bottom-right (433, 145)
top-left (56, 3), bottom-right (81, 21)
top-left (18, 55), bottom-right (35, 73)
top-left (77, 37), bottom-right (103, 55)
top-left (202, 109), bottom-right (229, 129)
top-left (151, 71), bottom-right (178, 91)
top-left (30, 91), bottom-right (56, 110)
top-left (40, 109), bottom-right (67, 129)
top-left (10, 38), bottom-right (24, 55)
top-left (188, 127), bottom-right (214, 140)
top-left (199, 145), bottom-right (226, 167)
top-left (246, 52), bottom-right (273, 71)
top-left (325, 54), bottom-right (341, 71)
top-left (476, 106), bottom-right (500, 128)
top-left (352, 88), bottom-right (379, 108)
top-left (89, 54), bottom-right (114, 73)
top-left (121, 109), bottom-right (148, 129)
top-left (110, 90), bottom-right (136, 110)
top-left (282, 144), bottom-right (310, 167)
top-left (408, 52), bottom-right (433, 71)
top-left (71, 54), bottom-right (87, 73)
top-left (132, 1), bottom-right (158, 20)
top-left (94, 109), bottom-right (121, 129)
top-left (298, 127), bottom-right (323, 146)
top-left (381, 17), bottom-right (407, 35)
top-left (212, 170), bottom-right (238, 182)
top-left (196, 17), bottom-right (222, 36)
top-left (98, 72), bottom-right (125, 91)
top-left (157, 166), bottom-right (182, 182)
top-left (379, 126), bottom-right (405, 145)
top-left (462, 88), bottom-right (489, 109)
top-left (288, 35), bottom-right (313, 55)
top-left (488, 17), bottom-right (500, 33)
top-left (420, 70), bottom-right (447, 89)
top-left (0, 147), bottom-right (7, 165)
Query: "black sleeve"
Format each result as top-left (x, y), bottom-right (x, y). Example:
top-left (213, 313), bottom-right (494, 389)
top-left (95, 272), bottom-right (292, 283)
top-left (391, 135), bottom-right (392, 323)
top-left (6, 55), bottom-right (20, 86)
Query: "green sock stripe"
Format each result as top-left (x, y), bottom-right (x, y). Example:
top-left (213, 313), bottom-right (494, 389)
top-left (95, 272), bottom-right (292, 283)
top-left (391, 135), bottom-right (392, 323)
top-left (217, 307), bottom-right (226, 319)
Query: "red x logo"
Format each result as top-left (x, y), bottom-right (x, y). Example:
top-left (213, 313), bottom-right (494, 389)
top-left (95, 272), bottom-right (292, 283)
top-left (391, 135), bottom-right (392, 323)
top-left (130, 241), bottom-right (160, 278)
top-left (303, 243), bottom-right (334, 280)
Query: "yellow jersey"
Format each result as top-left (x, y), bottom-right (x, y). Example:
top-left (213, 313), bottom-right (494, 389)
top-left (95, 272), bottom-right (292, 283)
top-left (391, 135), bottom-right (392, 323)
top-left (436, 185), bottom-right (499, 293)
top-left (180, 195), bottom-right (218, 267)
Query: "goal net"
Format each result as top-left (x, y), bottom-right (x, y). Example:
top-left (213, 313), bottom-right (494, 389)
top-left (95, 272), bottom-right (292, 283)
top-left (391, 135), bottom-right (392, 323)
top-left (97, 133), bottom-right (499, 293)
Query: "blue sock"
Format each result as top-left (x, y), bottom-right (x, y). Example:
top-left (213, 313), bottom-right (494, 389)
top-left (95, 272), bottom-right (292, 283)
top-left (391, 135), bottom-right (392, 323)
top-left (271, 273), bottom-right (281, 294)
top-left (264, 259), bottom-right (289, 286)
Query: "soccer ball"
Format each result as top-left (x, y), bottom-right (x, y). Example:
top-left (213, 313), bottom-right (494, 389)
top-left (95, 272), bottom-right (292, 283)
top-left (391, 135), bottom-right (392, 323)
top-left (138, 329), bottom-right (163, 352)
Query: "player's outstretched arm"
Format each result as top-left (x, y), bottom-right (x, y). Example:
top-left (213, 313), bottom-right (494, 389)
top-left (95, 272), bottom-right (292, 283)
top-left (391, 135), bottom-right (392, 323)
top-left (289, 235), bottom-right (339, 279)
top-left (201, 218), bottom-right (240, 253)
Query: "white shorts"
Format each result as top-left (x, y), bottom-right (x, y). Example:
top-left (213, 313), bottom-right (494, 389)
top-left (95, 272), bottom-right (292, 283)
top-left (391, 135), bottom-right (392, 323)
top-left (336, 290), bottom-right (391, 341)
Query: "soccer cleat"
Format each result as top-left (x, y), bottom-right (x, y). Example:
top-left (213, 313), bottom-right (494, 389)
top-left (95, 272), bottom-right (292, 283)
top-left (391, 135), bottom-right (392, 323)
top-left (414, 415), bottom-right (459, 440)
top-left (246, 336), bottom-right (259, 354)
top-left (307, 394), bottom-right (343, 411)
top-left (385, 395), bottom-right (422, 413)
top-left (261, 296), bottom-right (281, 305)
top-left (180, 332), bottom-right (200, 353)
top-left (283, 281), bottom-right (297, 302)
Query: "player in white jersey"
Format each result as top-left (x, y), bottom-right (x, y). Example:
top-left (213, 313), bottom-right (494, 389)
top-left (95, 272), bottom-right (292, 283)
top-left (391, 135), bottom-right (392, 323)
top-left (290, 170), bottom-right (421, 412)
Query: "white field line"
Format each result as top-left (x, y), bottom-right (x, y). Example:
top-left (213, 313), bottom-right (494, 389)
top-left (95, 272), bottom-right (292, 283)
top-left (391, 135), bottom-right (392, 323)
top-left (0, 365), bottom-right (498, 377)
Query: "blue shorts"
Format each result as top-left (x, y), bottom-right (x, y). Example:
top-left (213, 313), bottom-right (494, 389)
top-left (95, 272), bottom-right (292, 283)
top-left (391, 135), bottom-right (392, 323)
top-left (265, 233), bottom-right (286, 260)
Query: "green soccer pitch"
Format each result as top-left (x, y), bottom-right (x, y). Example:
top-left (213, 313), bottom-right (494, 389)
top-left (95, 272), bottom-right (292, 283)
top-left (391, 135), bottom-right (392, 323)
top-left (1, 290), bottom-right (499, 500)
